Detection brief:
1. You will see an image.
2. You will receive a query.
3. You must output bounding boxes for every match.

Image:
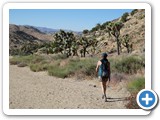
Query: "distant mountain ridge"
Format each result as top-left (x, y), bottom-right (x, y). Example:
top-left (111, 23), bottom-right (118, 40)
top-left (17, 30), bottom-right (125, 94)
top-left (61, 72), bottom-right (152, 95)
top-left (25, 25), bottom-right (82, 34)
top-left (25, 26), bottom-right (59, 34)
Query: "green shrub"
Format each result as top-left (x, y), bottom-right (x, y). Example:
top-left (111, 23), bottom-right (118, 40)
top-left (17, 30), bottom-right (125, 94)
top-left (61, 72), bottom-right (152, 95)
top-left (47, 62), bottom-right (72, 78)
top-left (131, 9), bottom-right (138, 16)
top-left (101, 37), bottom-right (105, 41)
top-left (121, 12), bottom-right (129, 22)
top-left (79, 58), bottom-right (97, 77)
top-left (83, 29), bottom-right (89, 34)
top-left (111, 55), bottom-right (144, 74)
top-left (126, 77), bottom-right (145, 109)
top-left (30, 63), bottom-right (48, 72)
top-left (138, 14), bottom-right (145, 20)
top-left (31, 55), bottom-right (46, 64)
top-left (10, 55), bottom-right (34, 65)
top-left (47, 57), bottom-right (98, 78)
top-left (10, 55), bottom-right (47, 65)
top-left (10, 59), bottom-right (20, 65)
top-left (52, 54), bottom-right (68, 60)
top-left (10, 55), bottom-right (48, 72)
top-left (127, 77), bottom-right (145, 93)
top-left (10, 54), bottom-right (98, 78)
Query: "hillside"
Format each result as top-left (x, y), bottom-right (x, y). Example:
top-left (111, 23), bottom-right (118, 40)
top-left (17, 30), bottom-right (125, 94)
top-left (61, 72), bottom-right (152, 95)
top-left (9, 24), bottom-right (53, 55)
top-left (9, 9), bottom-right (145, 56)
top-left (84, 9), bottom-right (145, 55)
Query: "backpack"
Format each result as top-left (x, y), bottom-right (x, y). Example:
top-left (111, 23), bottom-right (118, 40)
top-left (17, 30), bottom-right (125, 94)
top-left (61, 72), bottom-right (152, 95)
top-left (100, 59), bottom-right (109, 78)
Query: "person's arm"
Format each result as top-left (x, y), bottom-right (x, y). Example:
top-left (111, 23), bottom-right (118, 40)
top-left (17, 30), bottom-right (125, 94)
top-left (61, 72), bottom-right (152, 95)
top-left (96, 61), bottom-right (100, 73)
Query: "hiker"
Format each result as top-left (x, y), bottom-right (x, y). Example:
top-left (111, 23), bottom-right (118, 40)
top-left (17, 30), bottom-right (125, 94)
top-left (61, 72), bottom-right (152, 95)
top-left (96, 53), bottom-right (110, 102)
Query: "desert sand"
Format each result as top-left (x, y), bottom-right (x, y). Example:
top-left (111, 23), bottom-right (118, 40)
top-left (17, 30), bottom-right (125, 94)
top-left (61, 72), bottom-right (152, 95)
top-left (9, 65), bottom-right (130, 109)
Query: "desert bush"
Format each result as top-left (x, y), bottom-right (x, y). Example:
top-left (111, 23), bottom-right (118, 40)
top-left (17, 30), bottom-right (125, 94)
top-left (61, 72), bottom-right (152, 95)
top-left (10, 55), bottom-right (35, 65)
top-left (79, 58), bottom-right (98, 77)
top-left (30, 63), bottom-right (48, 72)
top-left (10, 59), bottom-right (20, 65)
top-left (10, 55), bottom-right (48, 70)
top-left (127, 77), bottom-right (145, 93)
top-left (125, 77), bottom-right (145, 109)
top-left (108, 48), bottom-right (117, 54)
top-left (83, 29), bottom-right (89, 34)
top-left (121, 12), bottom-right (129, 22)
top-left (31, 55), bottom-right (46, 64)
top-left (47, 57), bottom-right (98, 78)
top-left (47, 63), bottom-right (72, 78)
top-left (52, 54), bottom-right (68, 60)
top-left (111, 55), bottom-right (144, 74)
top-left (17, 62), bottom-right (28, 67)
top-left (138, 14), bottom-right (145, 20)
top-left (125, 93), bottom-right (140, 109)
top-left (101, 37), bottom-right (105, 41)
top-left (130, 9), bottom-right (138, 16)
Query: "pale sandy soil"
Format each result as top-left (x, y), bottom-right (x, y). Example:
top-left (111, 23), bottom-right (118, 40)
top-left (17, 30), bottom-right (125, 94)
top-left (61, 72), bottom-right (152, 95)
top-left (9, 65), bottom-right (130, 109)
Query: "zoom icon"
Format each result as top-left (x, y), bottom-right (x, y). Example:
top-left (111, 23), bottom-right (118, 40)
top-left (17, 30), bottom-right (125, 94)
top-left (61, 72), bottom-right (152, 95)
top-left (137, 89), bottom-right (158, 110)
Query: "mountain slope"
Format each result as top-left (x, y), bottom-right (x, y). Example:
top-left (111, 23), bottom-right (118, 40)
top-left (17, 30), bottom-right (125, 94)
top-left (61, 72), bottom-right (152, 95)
top-left (85, 9), bottom-right (145, 55)
top-left (9, 24), bottom-right (53, 54)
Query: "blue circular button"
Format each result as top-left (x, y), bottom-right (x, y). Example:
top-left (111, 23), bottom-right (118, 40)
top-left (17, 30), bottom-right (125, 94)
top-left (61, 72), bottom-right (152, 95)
top-left (137, 89), bottom-right (158, 110)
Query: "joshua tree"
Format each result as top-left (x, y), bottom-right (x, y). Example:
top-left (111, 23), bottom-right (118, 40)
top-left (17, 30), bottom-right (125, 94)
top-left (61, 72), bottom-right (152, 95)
top-left (78, 36), bottom-right (98, 57)
top-left (53, 30), bottom-right (77, 57)
top-left (131, 9), bottom-right (138, 16)
top-left (71, 40), bottom-right (79, 56)
top-left (96, 23), bottom-right (101, 31)
top-left (90, 37), bottom-right (98, 55)
top-left (83, 29), bottom-right (89, 34)
top-left (121, 12), bottom-right (129, 22)
top-left (90, 23), bottom-right (101, 33)
top-left (121, 34), bottom-right (132, 53)
top-left (78, 37), bottom-right (89, 57)
top-left (106, 21), bottom-right (124, 55)
top-left (20, 42), bottom-right (38, 55)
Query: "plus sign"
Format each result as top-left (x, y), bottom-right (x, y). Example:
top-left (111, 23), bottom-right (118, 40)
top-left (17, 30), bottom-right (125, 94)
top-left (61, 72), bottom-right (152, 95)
top-left (142, 93), bottom-right (153, 105)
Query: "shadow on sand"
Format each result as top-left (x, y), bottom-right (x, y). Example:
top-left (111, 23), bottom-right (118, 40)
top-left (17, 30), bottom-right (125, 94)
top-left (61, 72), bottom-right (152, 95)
top-left (106, 97), bottom-right (128, 102)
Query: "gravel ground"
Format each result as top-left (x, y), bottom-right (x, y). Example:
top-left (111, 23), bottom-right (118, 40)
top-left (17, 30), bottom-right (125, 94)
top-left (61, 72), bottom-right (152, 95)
top-left (9, 65), bottom-right (130, 109)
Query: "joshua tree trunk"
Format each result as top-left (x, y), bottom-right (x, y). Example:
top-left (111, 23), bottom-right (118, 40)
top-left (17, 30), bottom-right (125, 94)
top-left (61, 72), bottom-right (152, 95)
top-left (116, 37), bottom-right (120, 55)
top-left (83, 48), bottom-right (86, 57)
top-left (127, 46), bottom-right (130, 53)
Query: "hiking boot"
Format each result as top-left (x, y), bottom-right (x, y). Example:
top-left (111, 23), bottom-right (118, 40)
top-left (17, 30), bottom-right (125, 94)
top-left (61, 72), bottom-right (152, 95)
top-left (105, 98), bottom-right (108, 102)
top-left (102, 95), bottom-right (105, 99)
top-left (102, 94), bottom-right (107, 99)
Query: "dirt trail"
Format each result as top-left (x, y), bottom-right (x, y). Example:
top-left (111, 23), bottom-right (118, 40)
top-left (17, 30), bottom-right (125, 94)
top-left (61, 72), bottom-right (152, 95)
top-left (9, 65), bottom-right (130, 109)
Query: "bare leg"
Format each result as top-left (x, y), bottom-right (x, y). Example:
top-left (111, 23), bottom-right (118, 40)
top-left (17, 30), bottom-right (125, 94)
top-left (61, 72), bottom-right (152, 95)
top-left (102, 81), bottom-right (107, 96)
top-left (100, 81), bottom-right (107, 101)
top-left (103, 81), bottom-right (108, 102)
top-left (106, 78), bottom-right (110, 87)
top-left (100, 82), bottom-right (104, 95)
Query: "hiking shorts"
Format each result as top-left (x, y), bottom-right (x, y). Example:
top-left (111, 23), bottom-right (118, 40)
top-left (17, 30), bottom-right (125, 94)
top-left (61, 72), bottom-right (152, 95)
top-left (98, 76), bottom-right (109, 82)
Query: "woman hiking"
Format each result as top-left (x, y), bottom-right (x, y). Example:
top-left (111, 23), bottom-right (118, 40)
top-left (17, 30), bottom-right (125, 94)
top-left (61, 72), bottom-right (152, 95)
top-left (96, 53), bottom-right (111, 102)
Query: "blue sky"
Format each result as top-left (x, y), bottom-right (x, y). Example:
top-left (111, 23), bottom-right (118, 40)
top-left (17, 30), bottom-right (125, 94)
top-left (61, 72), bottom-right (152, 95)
top-left (9, 9), bottom-right (132, 31)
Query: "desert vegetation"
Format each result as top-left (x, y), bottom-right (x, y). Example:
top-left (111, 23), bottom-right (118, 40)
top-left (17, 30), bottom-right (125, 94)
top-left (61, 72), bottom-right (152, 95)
top-left (9, 9), bottom-right (145, 109)
top-left (10, 53), bottom-right (145, 80)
